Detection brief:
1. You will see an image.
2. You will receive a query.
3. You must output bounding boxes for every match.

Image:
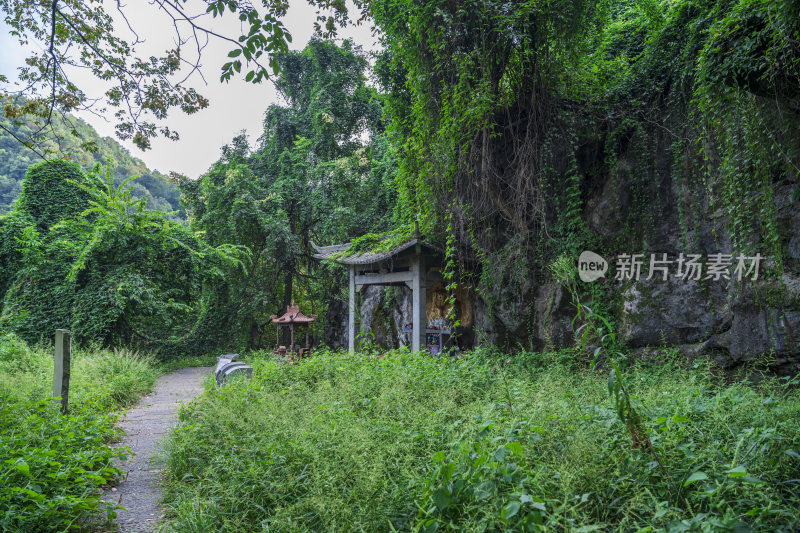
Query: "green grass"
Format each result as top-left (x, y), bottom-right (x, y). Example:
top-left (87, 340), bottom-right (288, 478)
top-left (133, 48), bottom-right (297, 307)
top-left (0, 332), bottom-right (161, 531)
top-left (162, 349), bottom-right (800, 532)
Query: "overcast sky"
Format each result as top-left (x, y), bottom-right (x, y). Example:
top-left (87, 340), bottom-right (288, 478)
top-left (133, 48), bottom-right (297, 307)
top-left (0, 1), bottom-right (379, 179)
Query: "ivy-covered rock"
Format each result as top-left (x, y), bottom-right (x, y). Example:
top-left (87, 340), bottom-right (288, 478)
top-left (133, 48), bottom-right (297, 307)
top-left (356, 0), bottom-right (800, 368)
top-left (0, 210), bottom-right (34, 311)
top-left (16, 160), bottom-right (92, 231)
top-left (1, 230), bottom-right (77, 343)
top-left (0, 162), bottom-right (247, 352)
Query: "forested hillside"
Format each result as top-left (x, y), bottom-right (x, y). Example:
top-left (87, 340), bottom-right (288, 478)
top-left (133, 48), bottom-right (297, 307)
top-left (0, 103), bottom-right (182, 215)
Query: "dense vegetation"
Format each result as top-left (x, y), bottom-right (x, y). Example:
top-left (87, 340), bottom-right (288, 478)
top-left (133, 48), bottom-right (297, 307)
top-left (163, 350), bottom-right (800, 531)
top-left (2, 0), bottom-right (797, 354)
top-left (0, 0), bottom-right (798, 530)
top-left (362, 0), bottom-right (800, 343)
top-left (0, 333), bottom-right (160, 531)
top-left (176, 39), bottom-right (397, 350)
top-left (0, 103), bottom-right (183, 215)
top-left (0, 159), bottom-right (244, 352)
top-left (0, 39), bottom-right (397, 354)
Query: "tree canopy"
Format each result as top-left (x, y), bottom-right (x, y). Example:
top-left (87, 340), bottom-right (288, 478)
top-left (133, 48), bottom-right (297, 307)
top-left (0, 0), bottom-right (358, 154)
top-left (179, 38), bottom-right (396, 350)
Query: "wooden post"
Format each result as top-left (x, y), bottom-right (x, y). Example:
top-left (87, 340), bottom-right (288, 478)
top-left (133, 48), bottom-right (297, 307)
top-left (290, 324), bottom-right (295, 355)
top-left (348, 265), bottom-right (355, 353)
top-left (53, 329), bottom-right (71, 413)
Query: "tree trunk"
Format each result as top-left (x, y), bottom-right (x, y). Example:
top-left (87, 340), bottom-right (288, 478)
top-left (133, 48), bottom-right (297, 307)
top-left (284, 266), bottom-right (293, 309)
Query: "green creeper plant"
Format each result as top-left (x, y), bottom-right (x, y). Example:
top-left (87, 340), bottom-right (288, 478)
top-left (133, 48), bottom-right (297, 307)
top-left (15, 159), bottom-right (93, 231)
top-left (1, 158), bottom-right (249, 352)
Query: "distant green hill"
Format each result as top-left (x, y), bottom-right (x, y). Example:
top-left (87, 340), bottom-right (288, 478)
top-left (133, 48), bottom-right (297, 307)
top-left (0, 106), bottom-right (183, 216)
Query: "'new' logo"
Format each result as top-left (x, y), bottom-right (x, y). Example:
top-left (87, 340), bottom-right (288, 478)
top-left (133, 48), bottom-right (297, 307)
top-left (578, 251), bottom-right (607, 282)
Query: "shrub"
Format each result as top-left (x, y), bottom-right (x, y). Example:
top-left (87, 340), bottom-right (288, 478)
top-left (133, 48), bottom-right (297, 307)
top-left (1, 162), bottom-right (247, 351)
top-left (0, 401), bottom-right (124, 532)
top-left (0, 334), bottom-right (160, 531)
top-left (0, 209), bottom-right (34, 313)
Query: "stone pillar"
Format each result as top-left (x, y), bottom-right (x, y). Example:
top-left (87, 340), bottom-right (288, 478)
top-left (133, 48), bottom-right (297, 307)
top-left (348, 265), bottom-right (355, 353)
top-left (411, 255), bottom-right (426, 352)
top-left (53, 329), bottom-right (71, 413)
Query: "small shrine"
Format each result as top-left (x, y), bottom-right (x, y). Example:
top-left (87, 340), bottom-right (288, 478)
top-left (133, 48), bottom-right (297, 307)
top-left (312, 224), bottom-right (473, 353)
top-left (271, 301), bottom-right (317, 360)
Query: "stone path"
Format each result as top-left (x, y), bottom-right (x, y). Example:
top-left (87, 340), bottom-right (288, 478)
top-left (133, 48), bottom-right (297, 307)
top-left (105, 367), bottom-right (211, 532)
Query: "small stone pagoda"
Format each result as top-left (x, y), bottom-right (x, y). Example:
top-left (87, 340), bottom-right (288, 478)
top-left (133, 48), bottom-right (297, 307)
top-left (270, 301), bottom-right (317, 359)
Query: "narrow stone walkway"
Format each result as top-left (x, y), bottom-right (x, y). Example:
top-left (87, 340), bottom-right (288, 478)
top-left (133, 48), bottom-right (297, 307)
top-left (105, 366), bottom-right (211, 532)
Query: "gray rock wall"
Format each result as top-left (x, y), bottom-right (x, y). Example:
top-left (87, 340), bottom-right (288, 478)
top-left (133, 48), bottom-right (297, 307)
top-left (333, 137), bottom-right (799, 371)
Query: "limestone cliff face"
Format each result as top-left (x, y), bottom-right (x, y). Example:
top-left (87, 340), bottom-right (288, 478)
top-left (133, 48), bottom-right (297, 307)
top-left (336, 0), bottom-right (800, 370)
top-left (573, 139), bottom-right (800, 372)
top-left (512, 148), bottom-right (797, 370)
top-left (347, 139), bottom-right (799, 372)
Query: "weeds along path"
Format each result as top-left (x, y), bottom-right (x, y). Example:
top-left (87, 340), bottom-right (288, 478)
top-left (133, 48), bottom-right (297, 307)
top-left (104, 366), bottom-right (211, 532)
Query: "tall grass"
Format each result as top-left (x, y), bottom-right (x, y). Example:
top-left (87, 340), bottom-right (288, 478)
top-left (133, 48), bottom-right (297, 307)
top-left (162, 349), bottom-right (800, 532)
top-left (0, 333), bottom-right (160, 409)
top-left (0, 333), bottom-right (161, 531)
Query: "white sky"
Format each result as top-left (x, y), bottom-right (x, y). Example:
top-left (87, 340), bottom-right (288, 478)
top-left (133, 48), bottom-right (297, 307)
top-left (0, 1), bottom-right (379, 179)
